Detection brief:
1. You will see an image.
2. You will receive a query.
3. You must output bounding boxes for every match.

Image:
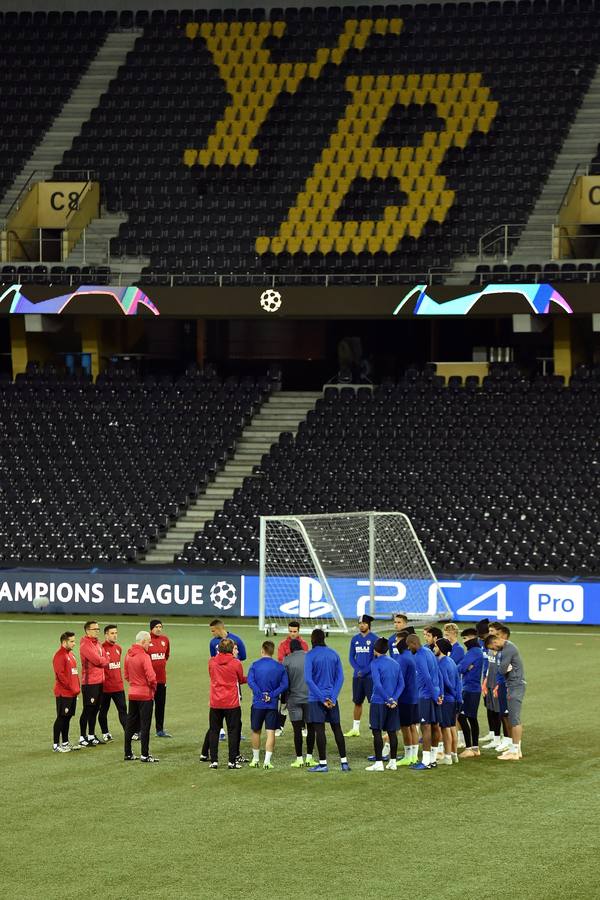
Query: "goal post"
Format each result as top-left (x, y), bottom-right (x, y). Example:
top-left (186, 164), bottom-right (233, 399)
top-left (258, 511), bottom-right (452, 634)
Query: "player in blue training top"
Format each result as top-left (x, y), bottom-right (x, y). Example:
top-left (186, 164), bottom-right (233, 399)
top-left (345, 614), bottom-right (378, 738)
top-left (407, 633), bottom-right (443, 771)
top-left (208, 619), bottom-right (247, 660)
top-left (434, 638), bottom-right (462, 765)
top-left (393, 631), bottom-right (420, 766)
top-left (366, 638), bottom-right (404, 772)
top-left (304, 629), bottom-right (349, 773)
top-left (442, 622), bottom-right (466, 665)
top-left (200, 618), bottom-right (248, 760)
top-left (247, 640), bottom-right (288, 770)
top-left (457, 627), bottom-right (484, 758)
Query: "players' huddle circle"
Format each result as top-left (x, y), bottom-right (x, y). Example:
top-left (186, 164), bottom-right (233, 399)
top-left (51, 615), bottom-right (526, 770)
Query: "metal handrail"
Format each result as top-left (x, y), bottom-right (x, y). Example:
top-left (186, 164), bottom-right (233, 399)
top-left (3, 169), bottom-right (93, 226)
top-left (1, 267), bottom-right (598, 287)
top-left (6, 230), bottom-right (33, 261)
top-left (478, 223), bottom-right (528, 262)
top-left (557, 162), bottom-right (589, 218)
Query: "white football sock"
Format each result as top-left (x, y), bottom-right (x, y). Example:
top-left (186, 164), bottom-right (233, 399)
top-left (340, 756), bottom-right (348, 764)
top-left (353, 720), bottom-right (361, 731)
top-left (252, 749), bottom-right (260, 762)
top-left (451, 752), bottom-right (458, 763)
top-left (422, 750), bottom-right (430, 766)
top-left (264, 751), bottom-right (272, 764)
top-left (319, 759), bottom-right (327, 766)
top-left (296, 756), bottom-right (303, 763)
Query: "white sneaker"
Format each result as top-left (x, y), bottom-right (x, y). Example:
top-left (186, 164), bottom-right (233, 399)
top-left (103, 733), bottom-right (113, 743)
top-left (481, 739), bottom-right (500, 750)
top-left (479, 731), bottom-right (495, 743)
top-left (275, 728), bottom-right (284, 738)
top-left (63, 741), bottom-right (80, 752)
top-left (365, 761), bottom-right (385, 771)
top-left (385, 759), bottom-right (397, 771)
top-left (53, 744), bottom-right (71, 753)
top-left (438, 756), bottom-right (453, 765)
top-left (496, 736), bottom-right (513, 752)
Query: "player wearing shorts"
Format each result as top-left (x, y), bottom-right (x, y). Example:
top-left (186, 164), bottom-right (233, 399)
top-left (78, 620), bottom-right (109, 747)
top-left (434, 638), bottom-right (462, 765)
top-left (457, 628), bottom-right (484, 758)
top-left (247, 641), bottom-right (288, 769)
top-left (393, 632), bottom-right (420, 765)
top-left (366, 638), bottom-right (404, 772)
top-left (304, 629), bottom-right (349, 773)
top-left (345, 614), bottom-right (378, 737)
top-left (98, 624), bottom-right (127, 742)
top-left (52, 631), bottom-right (81, 752)
top-left (283, 638), bottom-right (315, 767)
top-left (276, 621), bottom-right (308, 737)
top-left (407, 634), bottom-right (443, 771)
top-left (488, 625), bottom-right (526, 761)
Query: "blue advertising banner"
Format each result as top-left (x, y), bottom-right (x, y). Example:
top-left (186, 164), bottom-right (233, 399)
top-left (0, 569), bottom-right (597, 626)
top-left (243, 574), bottom-right (598, 626)
top-left (0, 570), bottom-right (243, 617)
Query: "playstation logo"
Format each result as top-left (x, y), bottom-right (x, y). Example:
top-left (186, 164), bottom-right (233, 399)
top-left (280, 577), bottom-right (333, 617)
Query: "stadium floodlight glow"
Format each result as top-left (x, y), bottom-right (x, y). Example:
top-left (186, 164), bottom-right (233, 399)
top-left (259, 512), bottom-right (452, 634)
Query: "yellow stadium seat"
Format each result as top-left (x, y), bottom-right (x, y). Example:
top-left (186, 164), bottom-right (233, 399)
top-left (375, 162), bottom-right (391, 179)
top-left (183, 149), bottom-right (197, 167)
top-left (303, 237), bottom-right (318, 254)
top-left (286, 237), bottom-right (302, 254)
top-left (280, 222), bottom-right (294, 240)
top-left (367, 235), bottom-right (381, 253)
top-left (351, 236), bottom-right (365, 254)
top-left (318, 237), bottom-right (334, 254)
top-left (388, 18), bottom-right (402, 35)
top-left (270, 237), bottom-right (284, 254)
top-left (255, 236), bottom-right (269, 255)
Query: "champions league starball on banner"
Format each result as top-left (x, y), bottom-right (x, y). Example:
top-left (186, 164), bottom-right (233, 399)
top-left (259, 289), bottom-right (282, 312)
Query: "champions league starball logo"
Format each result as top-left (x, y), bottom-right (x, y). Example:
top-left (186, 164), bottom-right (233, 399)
top-left (210, 581), bottom-right (237, 611)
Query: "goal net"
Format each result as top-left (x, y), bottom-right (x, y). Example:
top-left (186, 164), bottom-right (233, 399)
top-left (258, 511), bottom-right (452, 634)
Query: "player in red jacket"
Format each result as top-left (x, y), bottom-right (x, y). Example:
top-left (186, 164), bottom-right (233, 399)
top-left (148, 618), bottom-right (171, 738)
top-left (98, 624), bottom-right (127, 742)
top-left (78, 620), bottom-right (109, 747)
top-left (276, 621), bottom-right (309, 737)
top-left (52, 631), bottom-right (81, 752)
top-left (124, 631), bottom-right (158, 763)
top-left (207, 638), bottom-right (247, 769)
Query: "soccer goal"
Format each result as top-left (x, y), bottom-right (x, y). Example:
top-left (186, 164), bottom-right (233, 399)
top-left (258, 512), bottom-right (452, 634)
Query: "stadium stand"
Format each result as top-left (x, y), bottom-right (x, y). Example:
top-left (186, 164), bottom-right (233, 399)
top-left (47, 2), bottom-right (600, 283)
top-left (0, 12), bottom-right (107, 203)
top-left (177, 367), bottom-right (600, 576)
top-left (0, 363), bottom-right (271, 566)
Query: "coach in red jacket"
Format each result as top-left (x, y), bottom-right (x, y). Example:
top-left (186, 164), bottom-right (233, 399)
top-left (148, 618), bottom-right (171, 738)
top-left (98, 624), bottom-right (127, 741)
top-left (208, 638), bottom-right (247, 768)
top-left (52, 630), bottom-right (80, 752)
top-left (78, 620), bottom-right (109, 747)
top-left (124, 631), bottom-right (158, 763)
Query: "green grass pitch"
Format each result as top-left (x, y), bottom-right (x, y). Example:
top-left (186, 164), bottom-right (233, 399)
top-left (2, 614), bottom-right (600, 900)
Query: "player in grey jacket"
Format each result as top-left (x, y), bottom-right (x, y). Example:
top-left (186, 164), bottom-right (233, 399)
top-left (488, 625), bottom-right (526, 761)
top-left (283, 639), bottom-right (315, 767)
